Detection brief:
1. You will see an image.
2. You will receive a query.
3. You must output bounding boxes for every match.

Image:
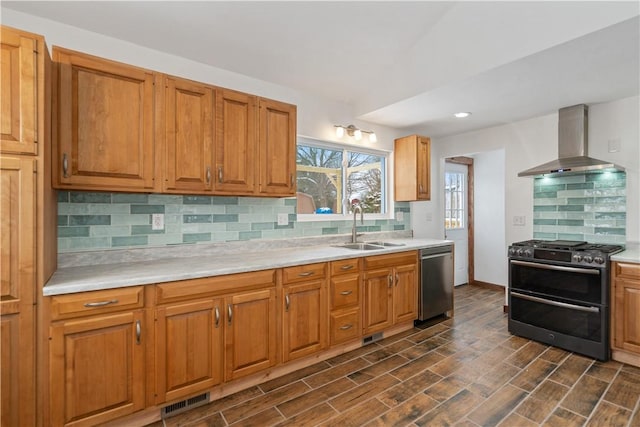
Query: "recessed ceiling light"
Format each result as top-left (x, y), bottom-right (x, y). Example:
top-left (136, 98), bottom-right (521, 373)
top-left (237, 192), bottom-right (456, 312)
top-left (454, 112), bottom-right (471, 118)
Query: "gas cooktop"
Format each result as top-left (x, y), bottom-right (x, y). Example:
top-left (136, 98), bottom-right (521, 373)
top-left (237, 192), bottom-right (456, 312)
top-left (511, 239), bottom-right (623, 254)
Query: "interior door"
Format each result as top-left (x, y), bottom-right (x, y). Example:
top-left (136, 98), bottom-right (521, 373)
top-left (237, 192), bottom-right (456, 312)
top-left (444, 162), bottom-right (468, 286)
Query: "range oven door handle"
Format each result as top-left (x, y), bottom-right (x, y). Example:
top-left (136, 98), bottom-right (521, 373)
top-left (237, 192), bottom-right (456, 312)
top-left (511, 291), bottom-right (600, 314)
top-left (510, 260), bottom-right (600, 275)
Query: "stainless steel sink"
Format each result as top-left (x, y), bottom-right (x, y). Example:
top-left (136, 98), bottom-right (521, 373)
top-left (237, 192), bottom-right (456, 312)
top-left (334, 243), bottom-right (385, 251)
top-left (366, 241), bottom-right (406, 247)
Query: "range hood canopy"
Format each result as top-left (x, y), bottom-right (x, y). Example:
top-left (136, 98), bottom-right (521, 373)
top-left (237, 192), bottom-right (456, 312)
top-left (518, 104), bottom-right (624, 177)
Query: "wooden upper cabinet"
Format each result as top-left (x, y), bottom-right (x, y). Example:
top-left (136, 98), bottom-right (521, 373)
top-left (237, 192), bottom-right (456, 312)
top-left (258, 98), bottom-right (297, 197)
top-left (163, 76), bottom-right (215, 193)
top-left (394, 135), bottom-right (431, 201)
top-left (0, 27), bottom-right (39, 155)
top-left (53, 47), bottom-right (157, 192)
top-left (214, 89), bottom-right (257, 194)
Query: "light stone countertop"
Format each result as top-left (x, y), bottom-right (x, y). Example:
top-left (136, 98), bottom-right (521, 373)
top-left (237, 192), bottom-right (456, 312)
top-left (44, 238), bottom-right (452, 296)
top-left (610, 242), bottom-right (640, 264)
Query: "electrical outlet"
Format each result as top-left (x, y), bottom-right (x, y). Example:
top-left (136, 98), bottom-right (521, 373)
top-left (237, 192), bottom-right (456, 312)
top-left (277, 213), bottom-right (289, 226)
top-left (513, 215), bottom-right (526, 226)
top-left (396, 211), bottom-right (404, 221)
top-left (151, 213), bottom-right (164, 230)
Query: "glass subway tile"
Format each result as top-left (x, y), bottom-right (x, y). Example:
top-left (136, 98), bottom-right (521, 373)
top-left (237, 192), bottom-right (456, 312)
top-left (112, 235), bottom-right (148, 247)
top-left (69, 215), bottom-right (111, 226)
top-left (70, 192), bottom-right (111, 203)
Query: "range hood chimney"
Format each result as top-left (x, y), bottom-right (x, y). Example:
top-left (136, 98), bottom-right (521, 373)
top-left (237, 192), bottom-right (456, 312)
top-left (518, 104), bottom-right (624, 177)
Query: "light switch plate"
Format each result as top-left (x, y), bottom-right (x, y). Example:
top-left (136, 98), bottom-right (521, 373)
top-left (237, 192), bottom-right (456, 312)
top-left (513, 215), bottom-right (526, 226)
top-left (397, 211), bottom-right (404, 221)
top-left (277, 213), bottom-right (289, 226)
top-left (152, 213), bottom-right (165, 230)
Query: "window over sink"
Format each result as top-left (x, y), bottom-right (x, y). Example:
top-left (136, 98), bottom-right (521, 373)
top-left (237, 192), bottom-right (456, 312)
top-left (296, 137), bottom-right (389, 220)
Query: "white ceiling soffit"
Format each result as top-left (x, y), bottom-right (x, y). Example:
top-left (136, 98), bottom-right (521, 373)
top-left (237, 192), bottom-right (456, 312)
top-left (2, 1), bottom-right (639, 137)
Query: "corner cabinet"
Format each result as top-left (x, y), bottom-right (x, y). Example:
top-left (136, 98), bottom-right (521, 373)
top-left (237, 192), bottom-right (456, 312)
top-left (394, 135), bottom-right (431, 201)
top-left (53, 47), bottom-right (158, 192)
top-left (611, 261), bottom-right (640, 366)
top-left (363, 251), bottom-right (418, 335)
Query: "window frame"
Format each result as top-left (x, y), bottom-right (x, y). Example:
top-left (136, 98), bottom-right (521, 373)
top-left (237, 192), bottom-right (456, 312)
top-left (296, 136), bottom-right (393, 222)
top-left (444, 170), bottom-right (466, 230)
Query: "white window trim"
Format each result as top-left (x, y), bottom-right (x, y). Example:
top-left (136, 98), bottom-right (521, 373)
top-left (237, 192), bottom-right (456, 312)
top-left (296, 136), bottom-right (395, 221)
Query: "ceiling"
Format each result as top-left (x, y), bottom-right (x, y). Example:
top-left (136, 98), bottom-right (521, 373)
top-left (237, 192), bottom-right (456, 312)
top-left (3, 1), bottom-right (639, 137)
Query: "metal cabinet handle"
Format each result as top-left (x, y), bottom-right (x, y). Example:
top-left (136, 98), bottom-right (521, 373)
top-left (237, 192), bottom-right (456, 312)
top-left (340, 264), bottom-right (354, 271)
top-left (285, 294), bottom-right (290, 311)
top-left (298, 271), bottom-right (314, 277)
top-left (340, 324), bottom-right (353, 330)
top-left (419, 184), bottom-right (424, 193)
top-left (340, 290), bottom-right (353, 296)
top-left (135, 320), bottom-right (141, 345)
top-left (395, 274), bottom-right (400, 286)
top-left (62, 153), bottom-right (69, 178)
top-left (227, 304), bottom-right (233, 325)
top-left (218, 166), bottom-right (223, 183)
top-left (388, 275), bottom-right (393, 288)
top-left (206, 166), bottom-right (211, 184)
top-left (214, 306), bottom-right (220, 328)
top-left (84, 299), bottom-right (118, 308)
top-left (290, 173), bottom-right (294, 187)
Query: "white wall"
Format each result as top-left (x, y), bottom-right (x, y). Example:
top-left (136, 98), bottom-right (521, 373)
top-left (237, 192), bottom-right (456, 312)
top-left (2, 9), bottom-right (401, 152)
top-left (413, 95), bottom-right (640, 287)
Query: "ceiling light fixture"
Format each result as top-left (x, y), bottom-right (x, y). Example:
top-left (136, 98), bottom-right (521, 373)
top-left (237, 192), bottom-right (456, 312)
top-left (454, 112), bottom-right (471, 118)
top-left (334, 124), bottom-right (377, 143)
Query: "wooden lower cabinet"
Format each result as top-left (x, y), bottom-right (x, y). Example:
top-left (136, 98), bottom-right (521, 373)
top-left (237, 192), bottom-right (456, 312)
top-left (49, 310), bottom-right (146, 427)
top-left (155, 299), bottom-right (223, 404)
top-left (393, 263), bottom-right (418, 324)
top-left (363, 268), bottom-right (394, 334)
top-left (612, 261), bottom-right (640, 365)
top-left (225, 288), bottom-right (277, 380)
top-left (329, 259), bottom-right (362, 345)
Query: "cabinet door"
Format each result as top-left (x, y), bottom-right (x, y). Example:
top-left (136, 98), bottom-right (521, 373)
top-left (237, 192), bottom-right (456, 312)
top-left (225, 288), bottom-right (276, 380)
top-left (258, 98), bottom-right (296, 196)
top-left (0, 28), bottom-right (38, 155)
top-left (283, 280), bottom-right (327, 362)
top-left (54, 48), bottom-right (156, 191)
top-left (416, 136), bottom-right (431, 200)
top-left (363, 268), bottom-right (393, 334)
top-left (214, 89), bottom-right (256, 194)
top-left (155, 299), bottom-right (223, 404)
top-left (164, 76), bottom-right (215, 193)
top-left (614, 277), bottom-right (640, 354)
top-left (0, 156), bottom-right (36, 425)
top-left (393, 263), bottom-right (418, 324)
top-left (50, 310), bottom-right (145, 426)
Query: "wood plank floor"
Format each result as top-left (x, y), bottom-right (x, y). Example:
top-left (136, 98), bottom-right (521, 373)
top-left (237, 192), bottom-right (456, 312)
top-left (148, 285), bottom-right (640, 427)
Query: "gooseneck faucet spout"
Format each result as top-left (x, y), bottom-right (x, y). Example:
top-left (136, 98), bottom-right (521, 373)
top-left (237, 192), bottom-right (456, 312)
top-left (351, 204), bottom-right (364, 243)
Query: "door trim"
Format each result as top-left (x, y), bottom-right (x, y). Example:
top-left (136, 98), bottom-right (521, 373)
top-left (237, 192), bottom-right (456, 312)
top-left (445, 157), bottom-right (474, 285)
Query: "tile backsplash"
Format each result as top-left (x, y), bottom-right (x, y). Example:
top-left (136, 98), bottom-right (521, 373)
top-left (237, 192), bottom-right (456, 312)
top-left (57, 192), bottom-right (410, 253)
top-left (532, 171), bottom-right (626, 243)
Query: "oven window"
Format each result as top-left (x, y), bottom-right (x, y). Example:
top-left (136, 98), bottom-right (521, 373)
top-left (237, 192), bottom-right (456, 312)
top-left (510, 262), bottom-right (603, 304)
top-left (510, 294), bottom-right (602, 342)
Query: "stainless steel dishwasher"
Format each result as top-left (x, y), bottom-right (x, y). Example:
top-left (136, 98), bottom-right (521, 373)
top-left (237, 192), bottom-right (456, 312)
top-left (418, 244), bottom-right (454, 321)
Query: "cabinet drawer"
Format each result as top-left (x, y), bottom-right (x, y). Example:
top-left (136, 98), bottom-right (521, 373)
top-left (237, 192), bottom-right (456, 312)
top-left (330, 258), bottom-right (361, 276)
top-left (282, 263), bottom-right (327, 284)
top-left (615, 262), bottom-right (640, 279)
top-left (364, 251), bottom-right (418, 270)
top-left (330, 309), bottom-right (360, 345)
top-left (50, 286), bottom-right (144, 320)
top-left (330, 274), bottom-right (360, 310)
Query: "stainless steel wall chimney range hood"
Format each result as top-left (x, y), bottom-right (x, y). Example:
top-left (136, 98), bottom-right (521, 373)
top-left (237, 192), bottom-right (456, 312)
top-left (518, 104), bottom-right (624, 177)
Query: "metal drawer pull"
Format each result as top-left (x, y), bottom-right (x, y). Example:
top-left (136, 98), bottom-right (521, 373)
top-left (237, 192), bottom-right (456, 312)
top-left (511, 291), bottom-right (600, 313)
top-left (227, 305), bottom-right (233, 325)
top-left (340, 324), bottom-right (353, 330)
top-left (206, 166), bottom-right (211, 184)
top-left (214, 306), bottom-right (220, 328)
top-left (62, 153), bottom-right (69, 178)
top-left (340, 290), bottom-right (353, 296)
top-left (298, 271), bottom-right (314, 277)
top-left (135, 320), bottom-right (141, 345)
top-left (285, 294), bottom-right (290, 311)
top-left (84, 299), bottom-right (118, 308)
top-left (340, 265), bottom-right (354, 271)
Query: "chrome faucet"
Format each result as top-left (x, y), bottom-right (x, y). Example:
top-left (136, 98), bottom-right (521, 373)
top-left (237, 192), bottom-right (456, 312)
top-left (351, 204), bottom-right (363, 243)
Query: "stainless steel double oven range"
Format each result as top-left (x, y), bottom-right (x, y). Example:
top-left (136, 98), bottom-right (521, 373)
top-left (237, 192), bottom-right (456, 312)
top-left (508, 240), bottom-right (623, 361)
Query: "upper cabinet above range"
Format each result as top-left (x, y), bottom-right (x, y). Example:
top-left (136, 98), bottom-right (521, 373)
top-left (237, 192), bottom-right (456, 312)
top-left (53, 47), bottom-right (158, 192)
top-left (52, 47), bottom-right (297, 197)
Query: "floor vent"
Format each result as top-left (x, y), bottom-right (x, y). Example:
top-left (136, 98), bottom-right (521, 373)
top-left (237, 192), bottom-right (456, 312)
top-left (363, 332), bottom-right (383, 345)
top-left (161, 392), bottom-right (210, 419)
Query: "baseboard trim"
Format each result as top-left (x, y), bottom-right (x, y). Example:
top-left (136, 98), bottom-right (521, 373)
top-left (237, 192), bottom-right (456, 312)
top-left (470, 280), bottom-right (504, 292)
